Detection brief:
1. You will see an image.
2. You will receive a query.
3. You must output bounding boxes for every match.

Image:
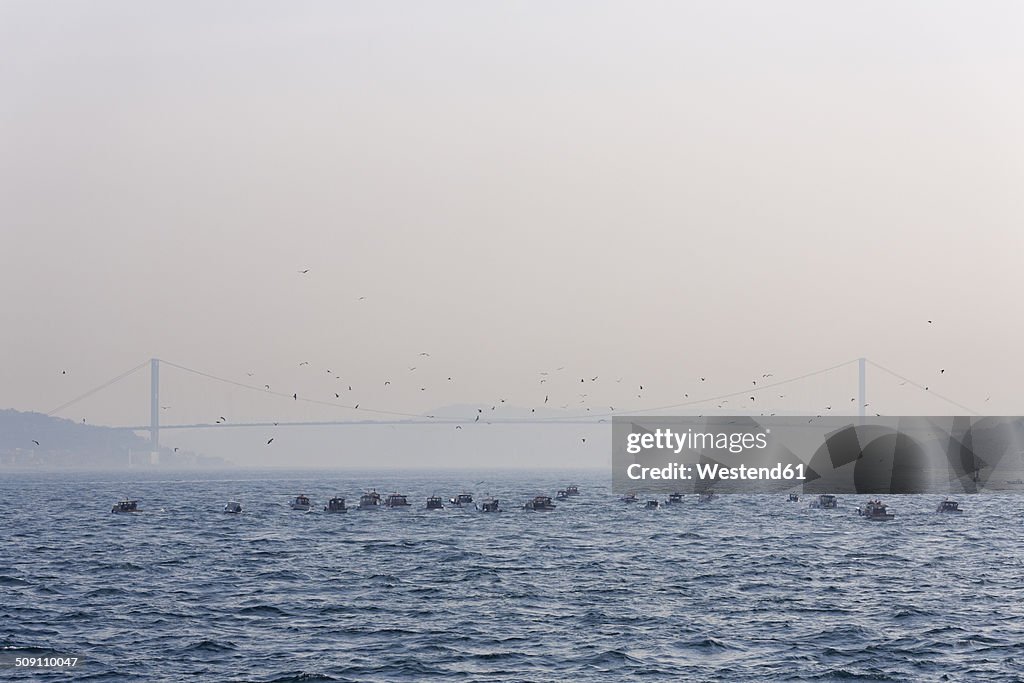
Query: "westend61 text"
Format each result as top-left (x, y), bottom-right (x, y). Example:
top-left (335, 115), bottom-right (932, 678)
top-left (626, 462), bottom-right (806, 481)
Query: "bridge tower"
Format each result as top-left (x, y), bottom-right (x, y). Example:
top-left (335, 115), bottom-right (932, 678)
top-left (150, 358), bottom-right (160, 453)
top-left (858, 357), bottom-right (866, 420)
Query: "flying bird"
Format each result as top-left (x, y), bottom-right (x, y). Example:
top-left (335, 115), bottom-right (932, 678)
top-left (267, 438), bottom-right (274, 445)
top-left (335, 393), bottom-right (340, 398)
top-left (544, 395), bottom-right (549, 403)
top-left (298, 269), bottom-right (310, 274)
top-left (31, 440), bottom-right (39, 446)
top-left (419, 352), bottom-right (430, 357)
top-left (174, 447), bottom-right (179, 452)
top-left (455, 425), bottom-right (462, 430)
top-left (940, 369), bottom-right (945, 374)
top-left (293, 393), bottom-right (297, 400)
top-left (299, 361), bottom-right (309, 366)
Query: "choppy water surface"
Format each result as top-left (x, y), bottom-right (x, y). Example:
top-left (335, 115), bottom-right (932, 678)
top-left (2, 469), bottom-right (1024, 682)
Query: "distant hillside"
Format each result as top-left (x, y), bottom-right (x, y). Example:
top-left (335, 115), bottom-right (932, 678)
top-left (0, 409), bottom-right (149, 453)
top-left (0, 409), bottom-right (228, 468)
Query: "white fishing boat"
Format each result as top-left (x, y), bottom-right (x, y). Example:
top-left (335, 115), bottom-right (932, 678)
top-left (290, 494), bottom-right (312, 511)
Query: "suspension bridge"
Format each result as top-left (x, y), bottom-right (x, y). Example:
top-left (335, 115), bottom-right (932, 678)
top-left (43, 357), bottom-right (980, 454)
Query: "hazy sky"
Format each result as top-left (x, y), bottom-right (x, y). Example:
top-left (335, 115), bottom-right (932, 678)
top-left (2, 2), bottom-right (1023, 465)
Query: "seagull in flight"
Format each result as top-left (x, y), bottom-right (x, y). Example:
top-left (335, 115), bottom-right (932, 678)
top-left (266, 438), bottom-right (274, 445)
top-left (298, 269), bottom-right (310, 274)
top-left (32, 440), bottom-right (39, 446)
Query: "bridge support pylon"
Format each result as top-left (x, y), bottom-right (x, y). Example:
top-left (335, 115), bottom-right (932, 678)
top-left (150, 358), bottom-right (160, 452)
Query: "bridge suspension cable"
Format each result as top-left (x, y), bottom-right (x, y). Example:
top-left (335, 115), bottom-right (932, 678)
top-left (158, 359), bottom-right (435, 420)
top-left (865, 359), bottom-right (979, 415)
top-left (46, 360), bottom-right (150, 417)
top-left (536, 358), bottom-right (863, 422)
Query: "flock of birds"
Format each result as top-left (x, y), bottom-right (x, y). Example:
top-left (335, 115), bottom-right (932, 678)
top-left (36, 298), bottom-right (969, 452)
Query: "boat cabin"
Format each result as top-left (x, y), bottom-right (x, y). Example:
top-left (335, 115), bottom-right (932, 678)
top-left (858, 499), bottom-right (895, 520)
top-left (565, 485), bottom-right (580, 496)
top-left (358, 490), bottom-right (381, 509)
top-left (524, 495), bottom-right (556, 510)
top-left (290, 494), bottom-right (311, 510)
top-left (666, 492), bottom-right (683, 505)
top-left (449, 493), bottom-right (474, 506)
top-left (325, 497), bottom-right (347, 513)
top-left (426, 496), bottom-right (444, 510)
top-left (556, 489), bottom-right (569, 499)
top-left (936, 499), bottom-right (962, 513)
top-left (224, 501), bottom-right (242, 514)
top-left (384, 493), bottom-right (410, 508)
top-left (111, 499), bottom-right (140, 513)
top-left (644, 499), bottom-right (660, 509)
top-left (478, 497), bottom-right (500, 512)
top-left (810, 494), bottom-right (837, 509)
top-left (620, 492), bottom-right (638, 503)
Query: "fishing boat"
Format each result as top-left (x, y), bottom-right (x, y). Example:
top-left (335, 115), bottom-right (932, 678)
top-left (936, 499), bottom-right (963, 513)
top-left (477, 497), bottom-right (501, 512)
top-left (523, 495), bottom-right (556, 511)
top-left (620, 492), bottom-right (638, 503)
top-left (565, 485), bottom-right (580, 496)
top-left (858, 499), bottom-right (895, 520)
top-left (111, 499), bottom-right (141, 514)
top-left (809, 494), bottom-right (838, 509)
top-left (788, 493), bottom-right (800, 502)
top-left (426, 496), bottom-right (444, 510)
top-left (665, 492), bottom-right (684, 506)
top-left (556, 489), bottom-right (569, 500)
top-left (324, 497), bottom-right (347, 513)
top-left (223, 501), bottom-right (242, 514)
top-left (644, 499), bottom-right (660, 509)
top-left (384, 493), bottom-right (411, 508)
top-left (290, 494), bottom-right (312, 511)
top-left (357, 490), bottom-right (382, 510)
top-left (448, 493), bottom-right (474, 508)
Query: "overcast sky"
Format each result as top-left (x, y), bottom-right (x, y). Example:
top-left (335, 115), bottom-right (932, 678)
top-left (2, 2), bottom-right (1023, 465)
